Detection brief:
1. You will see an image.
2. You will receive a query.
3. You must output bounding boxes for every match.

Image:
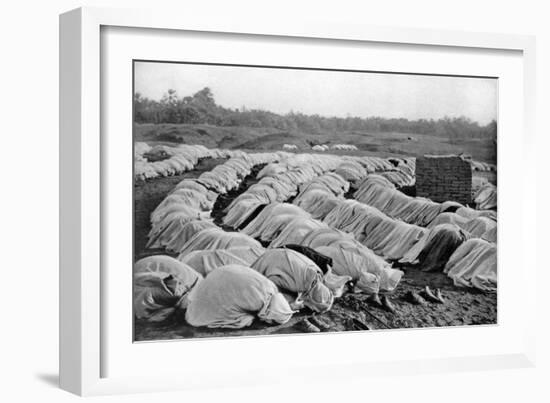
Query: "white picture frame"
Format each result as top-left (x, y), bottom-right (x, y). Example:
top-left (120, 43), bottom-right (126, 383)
top-left (59, 6), bottom-right (537, 396)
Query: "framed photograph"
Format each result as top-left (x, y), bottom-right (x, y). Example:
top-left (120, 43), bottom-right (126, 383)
top-left (60, 7), bottom-right (537, 396)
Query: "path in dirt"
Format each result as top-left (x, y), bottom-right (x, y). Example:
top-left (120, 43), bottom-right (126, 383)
top-left (134, 162), bottom-right (497, 341)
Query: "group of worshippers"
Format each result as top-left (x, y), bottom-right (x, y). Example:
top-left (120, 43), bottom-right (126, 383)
top-left (134, 148), bottom-right (497, 331)
top-left (134, 243), bottom-right (354, 330)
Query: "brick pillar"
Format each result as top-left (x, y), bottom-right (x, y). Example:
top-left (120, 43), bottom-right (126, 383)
top-left (416, 155), bottom-right (472, 205)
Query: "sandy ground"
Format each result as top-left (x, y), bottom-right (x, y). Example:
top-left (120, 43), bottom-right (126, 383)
top-left (134, 158), bottom-right (497, 342)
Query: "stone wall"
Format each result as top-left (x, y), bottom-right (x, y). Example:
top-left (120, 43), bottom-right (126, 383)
top-left (415, 155), bottom-right (472, 205)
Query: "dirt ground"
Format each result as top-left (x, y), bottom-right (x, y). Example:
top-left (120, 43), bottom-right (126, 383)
top-left (133, 158), bottom-right (497, 342)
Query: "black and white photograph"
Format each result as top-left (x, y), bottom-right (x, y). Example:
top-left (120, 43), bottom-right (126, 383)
top-left (3, 0), bottom-right (547, 400)
top-left (133, 61), bottom-right (498, 341)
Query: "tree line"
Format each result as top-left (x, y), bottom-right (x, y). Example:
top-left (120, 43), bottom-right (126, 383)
top-left (134, 87), bottom-right (497, 141)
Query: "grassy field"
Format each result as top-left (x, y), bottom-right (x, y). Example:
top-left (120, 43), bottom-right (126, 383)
top-left (135, 123), bottom-right (497, 164)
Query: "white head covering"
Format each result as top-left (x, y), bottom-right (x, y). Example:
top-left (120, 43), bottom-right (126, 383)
top-left (304, 279), bottom-right (334, 313)
top-left (258, 292), bottom-right (295, 325)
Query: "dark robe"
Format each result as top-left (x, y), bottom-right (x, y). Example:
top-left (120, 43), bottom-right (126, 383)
top-left (281, 244), bottom-right (332, 274)
top-left (237, 204), bottom-right (268, 230)
top-left (418, 227), bottom-right (468, 272)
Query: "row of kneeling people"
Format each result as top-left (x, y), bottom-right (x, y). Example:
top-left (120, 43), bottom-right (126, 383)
top-left (148, 154), bottom-right (344, 254)
top-left (136, 201), bottom-right (408, 330)
top-left (134, 144), bottom-right (237, 181)
top-left (146, 152), bottom-right (283, 250)
top-left (148, 153), bottom-right (417, 259)
top-left (156, 167), bottom-right (495, 297)
top-left (134, 246), bottom-right (352, 329)
top-left (147, 152), bottom-right (415, 256)
top-left (135, 231), bottom-right (496, 331)
top-left (221, 155), bottom-right (412, 231)
top-left (293, 173), bottom-right (496, 290)
top-left (137, 190), bottom-right (409, 329)
top-left (164, 166), bottom-right (496, 296)
top-left (354, 174), bottom-right (496, 229)
top-left (139, 153), bottom-right (496, 330)
top-left (223, 155), bottom-right (348, 229)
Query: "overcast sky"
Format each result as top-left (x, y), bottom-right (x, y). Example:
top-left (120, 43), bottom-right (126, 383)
top-left (134, 61), bottom-right (498, 125)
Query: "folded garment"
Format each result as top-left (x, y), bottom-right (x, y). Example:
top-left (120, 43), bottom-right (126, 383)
top-left (294, 188), bottom-right (337, 214)
top-left (443, 239), bottom-right (497, 291)
top-left (482, 226), bottom-right (497, 243)
top-left (316, 244), bottom-right (403, 293)
top-left (427, 212), bottom-right (469, 229)
top-left (173, 179), bottom-right (217, 202)
top-left (134, 255), bottom-right (203, 322)
top-left (148, 206), bottom-right (206, 241)
top-left (269, 217), bottom-right (328, 248)
top-left (302, 227), bottom-right (356, 249)
top-left (428, 213), bottom-right (497, 243)
top-left (281, 244), bottom-right (332, 274)
top-left (251, 249), bottom-right (334, 312)
top-left (237, 203), bottom-right (268, 230)
top-left (185, 265), bottom-right (294, 329)
top-left (223, 197), bottom-right (268, 229)
top-left (456, 206), bottom-right (497, 221)
top-left (474, 182), bottom-right (497, 210)
top-left (178, 247), bottom-right (265, 277)
top-left (147, 218), bottom-right (217, 252)
top-left (400, 223), bottom-right (469, 272)
top-left (463, 217), bottom-right (497, 240)
top-left (178, 227), bottom-right (262, 255)
top-left (241, 203), bottom-right (309, 242)
top-left (308, 197), bottom-right (341, 221)
top-left (354, 176), bottom-right (463, 226)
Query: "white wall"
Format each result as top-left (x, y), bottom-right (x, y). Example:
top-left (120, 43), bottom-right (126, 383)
top-left (0, 0), bottom-right (548, 402)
